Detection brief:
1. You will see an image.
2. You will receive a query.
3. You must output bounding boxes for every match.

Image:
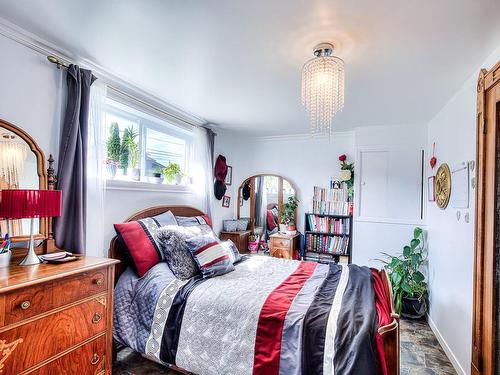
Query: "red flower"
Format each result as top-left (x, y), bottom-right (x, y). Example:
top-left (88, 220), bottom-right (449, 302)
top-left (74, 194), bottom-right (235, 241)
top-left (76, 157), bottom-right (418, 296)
top-left (339, 154), bottom-right (347, 162)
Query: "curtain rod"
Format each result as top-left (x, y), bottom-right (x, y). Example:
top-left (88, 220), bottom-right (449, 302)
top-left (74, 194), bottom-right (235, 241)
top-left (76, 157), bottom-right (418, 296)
top-left (46, 55), bottom-right (211, 130)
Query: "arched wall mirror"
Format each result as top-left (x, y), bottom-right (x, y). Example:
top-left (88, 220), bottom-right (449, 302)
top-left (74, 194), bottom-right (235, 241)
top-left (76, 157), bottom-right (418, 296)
top-left (237, 174), bottom-right (297, 238)
top-left (0, 118), bottom-right (53, 248)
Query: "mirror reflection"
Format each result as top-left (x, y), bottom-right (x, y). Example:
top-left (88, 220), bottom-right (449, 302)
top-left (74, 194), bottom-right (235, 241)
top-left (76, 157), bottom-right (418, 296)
top-left (0, 127), bottom-right (40, 238)
top-left (237, 174), bottom-right (297, 240)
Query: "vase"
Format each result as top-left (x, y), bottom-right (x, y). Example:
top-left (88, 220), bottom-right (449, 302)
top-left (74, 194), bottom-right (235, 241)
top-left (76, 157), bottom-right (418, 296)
top-left (107, 164), bottom-right (117, 179)
top-left (401, 296), bottom-right (427, 319)
top-left (131, 168), bottom-right (140, 181)
top-left (0, 250), bottom-right (11, 268)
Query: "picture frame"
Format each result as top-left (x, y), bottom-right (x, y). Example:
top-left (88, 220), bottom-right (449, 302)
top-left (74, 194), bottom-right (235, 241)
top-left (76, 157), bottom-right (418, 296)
top-left (225, 166), bottom-right (232, 186)
top-left (428, 176), bottom-right (435, 202)
top-left (222, 195), bottom-right (231, 208)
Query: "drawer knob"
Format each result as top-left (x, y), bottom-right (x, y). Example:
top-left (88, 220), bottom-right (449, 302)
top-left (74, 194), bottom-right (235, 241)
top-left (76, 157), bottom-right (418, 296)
top-left (20, 301), bottom-right (31, 310)
top-left (92, 312), bottom-right (102, 324)
top-left (91, 353), bottom-right (100, 365)
top-left (94, 278), bottom-right (104, 286)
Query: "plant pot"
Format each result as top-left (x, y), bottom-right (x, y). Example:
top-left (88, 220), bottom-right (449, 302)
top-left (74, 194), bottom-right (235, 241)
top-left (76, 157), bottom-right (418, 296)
top-left (151, 176), bottom-right (164, 184)
top-left (401, 296), bottom-right (427, 319)
top-left (174, 174), bottom-right (182, 185)
top-left (122, 167), bottom-right (128, 176)
top-left (286, 225), bottom-right (296, 231)
top-left (107, 164), bottom-right (117, 179)
top-left (131, 168), bottom-right (141, 181)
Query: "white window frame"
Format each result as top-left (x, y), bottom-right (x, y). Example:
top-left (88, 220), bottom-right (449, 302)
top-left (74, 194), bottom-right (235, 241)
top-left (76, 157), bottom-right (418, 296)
top-left (103, 97), bottom-right (195, 193)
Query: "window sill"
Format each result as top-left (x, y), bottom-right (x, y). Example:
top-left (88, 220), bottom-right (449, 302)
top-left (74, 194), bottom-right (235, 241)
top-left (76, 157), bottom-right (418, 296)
top-left (106, 179), bottom-right (193, 194)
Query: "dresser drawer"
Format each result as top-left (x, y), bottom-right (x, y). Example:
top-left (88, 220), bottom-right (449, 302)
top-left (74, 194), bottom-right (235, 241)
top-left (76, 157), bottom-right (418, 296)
top-left (52, 268), bottom-right (108, 307)
top-left (271, 237), bottom-right (291, 248)
top-left (27, 335), bottom-right (106, 375)
top-left (4, 268), bottom-right (108, 326)
top-left (271, 248), bottom-right (292, 259)
top-left (0, 297), bottom-right (106, 374)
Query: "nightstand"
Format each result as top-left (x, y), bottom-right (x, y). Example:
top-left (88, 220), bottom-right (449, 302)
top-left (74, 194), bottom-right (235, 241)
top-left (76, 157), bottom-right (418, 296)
top-left (219, 230), bottom-right (251, 253)
top-left (269, 233), bottom-right (301, 260)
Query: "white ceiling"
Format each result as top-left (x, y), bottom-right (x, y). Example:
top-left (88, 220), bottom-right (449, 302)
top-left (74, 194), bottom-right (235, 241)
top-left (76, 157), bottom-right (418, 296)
top-left (1, 0), bottom-right (499, 135)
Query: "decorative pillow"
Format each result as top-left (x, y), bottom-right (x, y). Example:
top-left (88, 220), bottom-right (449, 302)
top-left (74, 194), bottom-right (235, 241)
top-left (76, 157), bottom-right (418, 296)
top-left (185, 232), bottom-right (235, 278)
top-left (221, 239), bottom-right (242, 264)
top-left (153, 210), bottom-right (178, 227)
top-left (175, 215), bottom-right (212, 228)
top-left (156, 226), bottom-right (199, 280)
top-left (114, 218), bottom-right (162, 277)
top-left (266, 209), bottom-right (277, 231)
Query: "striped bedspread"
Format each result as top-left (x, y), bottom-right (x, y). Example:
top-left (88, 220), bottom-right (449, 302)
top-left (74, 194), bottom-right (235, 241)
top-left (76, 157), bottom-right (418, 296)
top-left (114, 256), bottom-right (379, 375)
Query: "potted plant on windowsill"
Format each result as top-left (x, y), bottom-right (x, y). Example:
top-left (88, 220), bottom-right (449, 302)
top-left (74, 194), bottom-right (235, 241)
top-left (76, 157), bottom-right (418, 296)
top-left (279, 196), bottom-right (299, 234)
top-left (122, 126), bottom-right (140, 181)
top-left (106, 122), bottom-right (121, 179)
top-left (380, 227), bottom-right (428, 319)
top-left (163, 162), bottom-right (183, 185)
top-left (151, 167), bottom-right (164, 184)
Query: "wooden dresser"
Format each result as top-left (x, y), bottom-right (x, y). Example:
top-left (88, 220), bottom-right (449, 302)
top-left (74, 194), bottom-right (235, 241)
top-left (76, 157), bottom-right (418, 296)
top-left (269, 233), bottom-right (300, 260)
top-left (0, 256), bottom-right (119, 374)
top-left (219, 230), bottom-right (251, 253)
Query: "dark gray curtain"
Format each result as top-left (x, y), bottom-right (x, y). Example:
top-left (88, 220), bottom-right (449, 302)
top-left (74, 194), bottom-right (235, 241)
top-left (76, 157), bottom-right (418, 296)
top-left (205, 127), bottom-right (215, 218)
top-left (54, 65), bottom-right (96, 254)
top-left (254, 176), bottom-right (265, 228)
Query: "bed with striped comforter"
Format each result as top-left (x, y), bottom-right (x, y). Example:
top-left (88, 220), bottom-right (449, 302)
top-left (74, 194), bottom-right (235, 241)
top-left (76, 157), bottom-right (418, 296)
top-left (114, 255), bottom-right (383, 375)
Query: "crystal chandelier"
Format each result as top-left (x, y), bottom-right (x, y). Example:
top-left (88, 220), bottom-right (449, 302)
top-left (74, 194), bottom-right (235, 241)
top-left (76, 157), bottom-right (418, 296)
top-left (301, 42), bottom-right (345, 136)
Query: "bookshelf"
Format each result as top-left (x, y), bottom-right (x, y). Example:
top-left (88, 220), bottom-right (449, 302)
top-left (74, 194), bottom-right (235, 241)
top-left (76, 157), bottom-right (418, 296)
top-left (303, 182), bottom-right (353, 264)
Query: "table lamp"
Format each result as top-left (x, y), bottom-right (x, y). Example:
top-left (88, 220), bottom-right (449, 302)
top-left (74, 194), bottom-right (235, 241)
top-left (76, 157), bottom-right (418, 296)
top-left (0, 189), bottom-right (62, 265)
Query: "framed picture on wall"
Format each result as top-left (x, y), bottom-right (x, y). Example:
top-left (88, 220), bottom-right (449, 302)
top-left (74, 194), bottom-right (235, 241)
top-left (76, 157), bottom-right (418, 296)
top-left (428, 176), bottom-right (435, 202)
top-left (222, 195), bottom-right (231, 208)
top-left (225, 166), bottom-right (232, 186)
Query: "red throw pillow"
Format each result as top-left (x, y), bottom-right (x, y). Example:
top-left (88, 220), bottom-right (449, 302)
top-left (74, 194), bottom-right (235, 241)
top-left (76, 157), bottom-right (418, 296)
top-left (114, 218), bottom-right (161, 277)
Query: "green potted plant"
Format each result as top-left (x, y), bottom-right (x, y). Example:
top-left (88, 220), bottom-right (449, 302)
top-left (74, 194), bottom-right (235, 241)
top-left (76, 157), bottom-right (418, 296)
top-left (279, 196), bottom-right (299, 233)
top-left (106, 122), bottom-right (121, 178)
top-left (380, 227), bottom-right (428, 319)
top-left (152, 166), bottom-right (164, 184)
top-left (122, 126), bottom-right (140, 181)
top-left (163, 162), bottom-right (183, 184)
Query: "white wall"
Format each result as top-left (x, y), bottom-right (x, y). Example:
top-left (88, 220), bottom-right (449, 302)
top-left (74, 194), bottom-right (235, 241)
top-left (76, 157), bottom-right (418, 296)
top-left (426, 44), bottom-right (500, 375)
top-left (353, 124), bottom-right (427, 267)
top-left (0, 33), bottom-right (203, 256)
top-left (211, 130), bottom-right (356, 234)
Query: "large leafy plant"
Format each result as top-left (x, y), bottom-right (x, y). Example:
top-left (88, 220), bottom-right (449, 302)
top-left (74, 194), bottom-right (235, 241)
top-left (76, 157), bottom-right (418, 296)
top-left (380, 227), bottom-right (427, 314)
top-left (279, 196), bottom-right (299, 226)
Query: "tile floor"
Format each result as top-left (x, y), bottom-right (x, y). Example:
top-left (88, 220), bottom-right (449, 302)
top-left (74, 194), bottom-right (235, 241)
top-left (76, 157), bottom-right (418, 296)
top-left (113, 318), bottom-right (456, 374)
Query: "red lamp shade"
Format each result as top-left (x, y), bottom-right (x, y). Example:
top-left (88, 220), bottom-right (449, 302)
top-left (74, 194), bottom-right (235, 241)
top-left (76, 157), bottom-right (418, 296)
top-left (0, 189), bottom-right (62, 219)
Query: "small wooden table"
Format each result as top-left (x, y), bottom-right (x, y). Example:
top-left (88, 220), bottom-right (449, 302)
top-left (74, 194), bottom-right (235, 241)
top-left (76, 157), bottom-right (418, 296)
top-left (219, 230), bottom-right (251, 253)
top-left (269, 233), bottom-right (301, 260)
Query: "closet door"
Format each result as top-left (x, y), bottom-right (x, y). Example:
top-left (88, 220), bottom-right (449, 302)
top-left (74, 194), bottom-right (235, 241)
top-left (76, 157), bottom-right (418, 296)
top-left (472, 61), bottom-right (500, 375)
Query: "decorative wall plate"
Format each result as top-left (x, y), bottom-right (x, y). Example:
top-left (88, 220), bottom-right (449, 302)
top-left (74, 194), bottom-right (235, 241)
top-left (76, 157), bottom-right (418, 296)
top-left (435, 163), bottom-right (451, 209)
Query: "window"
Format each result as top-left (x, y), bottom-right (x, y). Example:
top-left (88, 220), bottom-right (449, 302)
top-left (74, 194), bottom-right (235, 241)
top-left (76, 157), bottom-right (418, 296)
top-left (104, 98), bottom-right (192, 185)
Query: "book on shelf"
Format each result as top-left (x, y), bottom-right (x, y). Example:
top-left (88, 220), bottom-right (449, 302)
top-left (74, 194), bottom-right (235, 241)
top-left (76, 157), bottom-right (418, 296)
top-left (312, 182), bottom-right (351, 215)
top-left (304, 233), bottom-right (350, 256)
top-left (307, 215), bottom-right (350, 235)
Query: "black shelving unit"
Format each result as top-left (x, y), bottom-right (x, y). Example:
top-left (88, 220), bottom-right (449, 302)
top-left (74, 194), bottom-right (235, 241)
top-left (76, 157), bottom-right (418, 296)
top-left (302, 212), bottom-right (353, 264)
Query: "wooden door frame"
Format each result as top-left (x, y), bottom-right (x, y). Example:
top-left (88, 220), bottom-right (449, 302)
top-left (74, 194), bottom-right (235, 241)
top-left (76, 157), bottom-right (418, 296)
top-left (472, 60), bottom-right (500, 375)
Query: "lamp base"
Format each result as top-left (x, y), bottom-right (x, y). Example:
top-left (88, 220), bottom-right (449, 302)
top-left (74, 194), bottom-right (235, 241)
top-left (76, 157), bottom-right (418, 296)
top-left (19, 217), bottom-right (41, 266)
top-left (19, 248), bottom-right (41, 266)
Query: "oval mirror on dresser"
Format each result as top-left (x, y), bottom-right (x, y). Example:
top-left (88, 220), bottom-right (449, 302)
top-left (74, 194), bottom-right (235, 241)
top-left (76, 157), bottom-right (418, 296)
top-left (237, 174), bottom-right (297, 238)
top-left (0, 118), bottom-right (55, 253)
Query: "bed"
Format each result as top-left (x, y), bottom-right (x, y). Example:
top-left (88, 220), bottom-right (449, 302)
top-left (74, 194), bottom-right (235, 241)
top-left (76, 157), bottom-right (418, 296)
top-left (109, 205), bottom-right (400, 375)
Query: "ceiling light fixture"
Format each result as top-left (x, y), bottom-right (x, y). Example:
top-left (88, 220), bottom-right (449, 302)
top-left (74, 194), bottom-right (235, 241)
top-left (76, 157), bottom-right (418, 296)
top-left (301, 42), bottom-right (345, 136)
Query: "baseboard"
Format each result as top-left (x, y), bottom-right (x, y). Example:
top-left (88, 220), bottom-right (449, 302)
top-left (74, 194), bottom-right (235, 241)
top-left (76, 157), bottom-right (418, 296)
top-left (427, 315), bottom-right (467, 375)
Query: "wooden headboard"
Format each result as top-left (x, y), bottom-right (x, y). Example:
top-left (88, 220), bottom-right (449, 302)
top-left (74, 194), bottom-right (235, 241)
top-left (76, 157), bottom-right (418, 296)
top-left (108, 205), bottom-right (205, 281)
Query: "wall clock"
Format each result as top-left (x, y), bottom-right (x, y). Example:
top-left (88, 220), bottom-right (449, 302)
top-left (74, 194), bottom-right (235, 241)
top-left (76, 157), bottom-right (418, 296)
top-left (435, 163), bottom-right (451, 209)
